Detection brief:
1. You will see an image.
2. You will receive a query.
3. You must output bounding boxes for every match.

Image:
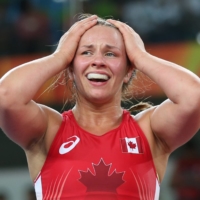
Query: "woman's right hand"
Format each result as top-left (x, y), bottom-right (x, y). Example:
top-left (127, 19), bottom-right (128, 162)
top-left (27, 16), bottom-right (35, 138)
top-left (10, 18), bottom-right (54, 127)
top-left (53, 15), bottom-right (98, 68)
top-left (0, 15), bottom-right (97, 151)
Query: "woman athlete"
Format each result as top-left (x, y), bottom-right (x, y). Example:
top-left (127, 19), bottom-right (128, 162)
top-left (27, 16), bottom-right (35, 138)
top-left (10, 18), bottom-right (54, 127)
top-left (0, 14), bottom-right (200, 199)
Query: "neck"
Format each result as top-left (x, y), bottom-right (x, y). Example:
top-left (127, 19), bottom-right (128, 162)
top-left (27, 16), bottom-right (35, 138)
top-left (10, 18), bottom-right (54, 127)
top-left (72, 102), bottom-right (124, 135)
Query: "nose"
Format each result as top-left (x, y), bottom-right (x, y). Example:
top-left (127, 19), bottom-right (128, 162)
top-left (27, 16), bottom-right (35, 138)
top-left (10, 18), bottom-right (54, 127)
top-left (91, 54), bottom-right (106, 68)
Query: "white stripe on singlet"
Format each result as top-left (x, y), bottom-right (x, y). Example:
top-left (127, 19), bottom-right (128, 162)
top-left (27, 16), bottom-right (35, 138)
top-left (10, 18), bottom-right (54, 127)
top-left (154, 179), bottom-right (160, 200)
top-left (35, 176), bottom-right (43, 200)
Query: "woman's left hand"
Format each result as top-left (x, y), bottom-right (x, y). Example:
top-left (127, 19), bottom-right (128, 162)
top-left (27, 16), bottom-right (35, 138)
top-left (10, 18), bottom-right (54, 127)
top-left (107, 19), bottom-right (146, 68)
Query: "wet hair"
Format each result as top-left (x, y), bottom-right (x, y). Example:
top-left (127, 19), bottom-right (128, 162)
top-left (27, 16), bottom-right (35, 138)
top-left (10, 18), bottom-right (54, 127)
top-left (53, 14), bottom-right (152, 112)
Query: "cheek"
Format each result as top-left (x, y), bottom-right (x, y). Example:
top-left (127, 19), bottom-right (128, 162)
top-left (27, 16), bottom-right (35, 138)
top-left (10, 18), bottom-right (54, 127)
top-left (109, 60), bottom-right (127, 76)
top-left (71, 59), bottom-right (89, 84)
top-left (73, 57), bottom-right (90, 73)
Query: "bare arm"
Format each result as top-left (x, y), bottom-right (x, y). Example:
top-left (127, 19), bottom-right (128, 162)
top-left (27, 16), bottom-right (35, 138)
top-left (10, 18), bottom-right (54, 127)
top-left (0, 15), bottom-right (98, 149)
top-left (136, 54), bottom-right (200, 152)
top-left (108, 19), bottom-right (200, 152)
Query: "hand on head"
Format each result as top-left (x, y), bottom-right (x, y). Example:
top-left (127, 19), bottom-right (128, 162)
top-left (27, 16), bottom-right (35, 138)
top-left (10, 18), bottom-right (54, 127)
top-left (107, 19), bottom-right (146, 69)
top-left (53, 15), bottom-right (144, 74)
top-left (54, 15), bottom-right (98, 68)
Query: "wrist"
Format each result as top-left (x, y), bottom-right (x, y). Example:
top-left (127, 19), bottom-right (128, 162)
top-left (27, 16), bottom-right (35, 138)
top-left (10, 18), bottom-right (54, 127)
top-left (51, 52), bottom-right (70, 71)
top-left (131, 51), bottom-right (149, 71)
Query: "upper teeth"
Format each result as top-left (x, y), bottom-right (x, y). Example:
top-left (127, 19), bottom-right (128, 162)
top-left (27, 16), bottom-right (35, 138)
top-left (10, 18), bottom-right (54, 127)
top-left (87, 73), bottom-right (109, 80)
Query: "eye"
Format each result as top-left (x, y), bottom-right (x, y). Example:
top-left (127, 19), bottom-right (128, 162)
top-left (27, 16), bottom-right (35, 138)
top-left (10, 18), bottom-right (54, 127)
top-left (105, 52), bottom-right (115, 57)
top-left (82, 51), bottom-right (92, 55)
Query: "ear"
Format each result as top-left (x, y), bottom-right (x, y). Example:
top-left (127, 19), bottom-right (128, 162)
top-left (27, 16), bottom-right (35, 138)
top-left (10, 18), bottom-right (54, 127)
top-left (68, 65), bottom-right (74, 81)
top-left (123, 68), bottom-right (134, 83)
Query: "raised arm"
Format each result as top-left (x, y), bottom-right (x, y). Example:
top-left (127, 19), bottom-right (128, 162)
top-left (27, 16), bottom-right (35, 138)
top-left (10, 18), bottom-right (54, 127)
top-left (107, 19), bottom-right (200, 152)
top-left (0, 15), bottom-right (98, 149)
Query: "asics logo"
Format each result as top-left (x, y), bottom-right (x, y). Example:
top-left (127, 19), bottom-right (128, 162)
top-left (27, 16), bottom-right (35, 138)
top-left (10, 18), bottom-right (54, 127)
top-left (59, 135), bottom-right (80, 154)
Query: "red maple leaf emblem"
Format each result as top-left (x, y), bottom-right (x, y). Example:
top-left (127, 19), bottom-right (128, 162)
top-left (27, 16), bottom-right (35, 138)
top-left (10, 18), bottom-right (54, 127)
top-left (128, 141), bottom-right (137, 149)
top-left (79, 159), bottom-right (125, 193)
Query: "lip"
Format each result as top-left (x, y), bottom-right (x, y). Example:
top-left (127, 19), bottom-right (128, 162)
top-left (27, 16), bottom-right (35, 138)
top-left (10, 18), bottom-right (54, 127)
top-left (88, 79), bottom-right (109, 86)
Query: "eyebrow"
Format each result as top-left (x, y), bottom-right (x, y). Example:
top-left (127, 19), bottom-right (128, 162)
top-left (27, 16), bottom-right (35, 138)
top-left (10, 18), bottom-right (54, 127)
top-left (81, 45), bottom-right (94, 49)
top-left (80, 44), bottom-right (120, 50)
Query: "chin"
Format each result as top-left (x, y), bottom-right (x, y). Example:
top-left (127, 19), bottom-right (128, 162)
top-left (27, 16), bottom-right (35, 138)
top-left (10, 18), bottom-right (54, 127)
top-left (90, 95), bottom-right (116, 105)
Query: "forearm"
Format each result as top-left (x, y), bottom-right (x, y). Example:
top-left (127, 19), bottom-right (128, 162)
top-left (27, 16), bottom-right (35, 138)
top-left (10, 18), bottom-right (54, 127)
top-left (0, 15), bottom-right (98, 108)
top-left (134, 52), bottom-right (200, 104)
top-left (0, 53), bottom-right (67, 105)
top-left (106, 19), bottom-right (199, 104)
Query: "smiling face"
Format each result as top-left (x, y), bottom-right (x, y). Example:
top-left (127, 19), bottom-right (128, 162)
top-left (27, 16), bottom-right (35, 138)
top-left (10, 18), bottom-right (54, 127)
top-left (71, 25), bottom-right (131, 105)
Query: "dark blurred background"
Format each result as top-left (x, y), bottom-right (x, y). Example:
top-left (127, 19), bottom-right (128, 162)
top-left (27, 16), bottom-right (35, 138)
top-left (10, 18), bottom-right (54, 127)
top-left (0, 0), bottom-right (200, 199)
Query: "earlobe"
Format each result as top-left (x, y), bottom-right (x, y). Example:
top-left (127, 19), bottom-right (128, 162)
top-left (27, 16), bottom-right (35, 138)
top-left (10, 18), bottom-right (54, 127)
top-left (68, 72), bottom-right (74, 81)
top-left (123, 74), bottom-right (129, 83)
top-left (68, 66), bottom-right (74, 81)
top-left (123, 71), bottom-right (133, 83)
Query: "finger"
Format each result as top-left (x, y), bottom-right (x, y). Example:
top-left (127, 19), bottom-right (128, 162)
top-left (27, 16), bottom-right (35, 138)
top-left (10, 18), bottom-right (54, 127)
top-left (60, 15), bottom-right (97, 44)
top-left (80, 15), bottom-right (98, 22)
top-left (56, 15), bottom-right (98, 64)
top-left (107, 19), bottom-right (124, 28)
top-left (70, 16), bottom-right (98, 36)
top-left (73, 15), bottom-right (98, 28)
top-left (107, 19), bottom-right (132, 32)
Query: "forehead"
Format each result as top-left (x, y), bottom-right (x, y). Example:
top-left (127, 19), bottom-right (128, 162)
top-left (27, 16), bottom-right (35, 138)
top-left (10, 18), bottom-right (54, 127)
top-left (79, 25), bottom-right (124, 48)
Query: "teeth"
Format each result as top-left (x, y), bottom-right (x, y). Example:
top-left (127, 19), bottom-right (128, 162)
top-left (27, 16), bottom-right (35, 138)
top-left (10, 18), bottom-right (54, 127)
top-left (87, 73), bottom-right (109, 80)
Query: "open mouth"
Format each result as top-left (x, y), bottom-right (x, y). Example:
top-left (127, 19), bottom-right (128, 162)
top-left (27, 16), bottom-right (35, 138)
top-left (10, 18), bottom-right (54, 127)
top-left (87, 73), bottom-right (110, 82)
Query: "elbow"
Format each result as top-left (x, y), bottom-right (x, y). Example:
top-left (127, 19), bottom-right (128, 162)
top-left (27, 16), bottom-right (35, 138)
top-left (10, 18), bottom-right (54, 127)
top-left (181, 80), bottom-right (200, 110)
top-left (0, 85), bottom-right (16, 109)
top-left (183, 91), bottom-right (200, 119)
top-left (189, 85), bottom-right (200, 109)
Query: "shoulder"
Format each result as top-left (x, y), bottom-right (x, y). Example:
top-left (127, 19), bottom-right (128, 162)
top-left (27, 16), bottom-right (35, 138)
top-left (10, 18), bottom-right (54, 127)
top-left (133, 106), bottom-right (169, 157)
top-left (132, 106), bottom-right (156, 125)
top-left (133, 106), bottom-right (167, 149)
top-left (24, 104), bottom-right (63, 152)
top-left (39, 104), bottom-right (64, 151)
top-left (133, 107), bottom-right (157, 146)
top-left (133, 106), bottom-right (170, 182)
top-left (24, 105), bottom-right (63, 180)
